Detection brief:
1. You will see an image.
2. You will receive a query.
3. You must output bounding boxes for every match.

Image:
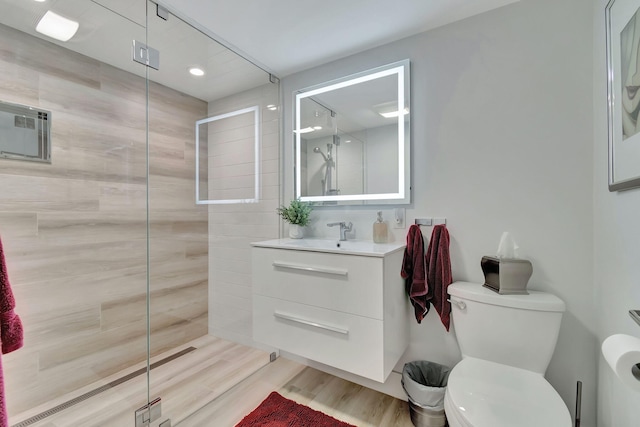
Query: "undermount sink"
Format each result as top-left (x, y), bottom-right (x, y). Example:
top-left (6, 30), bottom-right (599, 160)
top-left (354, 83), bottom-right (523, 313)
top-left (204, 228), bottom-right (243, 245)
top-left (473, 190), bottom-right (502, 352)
top-left (251, 238), bottom-right (405, 257)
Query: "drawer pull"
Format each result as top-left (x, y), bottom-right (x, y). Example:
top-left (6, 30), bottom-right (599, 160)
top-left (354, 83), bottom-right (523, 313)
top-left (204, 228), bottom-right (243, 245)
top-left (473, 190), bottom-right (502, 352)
top-left (272, 261), bottom-right (348, 277)
top-left (274, 311), bottom-right (349, 335)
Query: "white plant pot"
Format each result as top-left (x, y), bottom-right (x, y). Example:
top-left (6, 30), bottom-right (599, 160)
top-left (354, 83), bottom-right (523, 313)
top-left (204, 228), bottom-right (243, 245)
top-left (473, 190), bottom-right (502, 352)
top-left (288, 224), bottom-right (304, 239)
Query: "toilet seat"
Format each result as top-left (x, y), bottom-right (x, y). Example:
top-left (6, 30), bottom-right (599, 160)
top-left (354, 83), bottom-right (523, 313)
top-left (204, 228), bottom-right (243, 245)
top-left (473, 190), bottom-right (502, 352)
top-left (444, 358), bottom-right (571, 427)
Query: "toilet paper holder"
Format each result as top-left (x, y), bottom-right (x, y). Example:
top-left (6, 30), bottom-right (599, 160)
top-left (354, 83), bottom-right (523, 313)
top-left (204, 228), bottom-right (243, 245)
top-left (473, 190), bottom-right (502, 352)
top-left (630, 310), bottom-right (640, 327)
top-left (602, 332), bottom-right (640, 392)
top-left (620, 311), bottom-right (640, 374)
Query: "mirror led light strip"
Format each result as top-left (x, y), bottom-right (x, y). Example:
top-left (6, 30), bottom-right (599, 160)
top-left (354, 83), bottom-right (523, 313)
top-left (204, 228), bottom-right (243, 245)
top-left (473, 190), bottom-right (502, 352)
top-left (195, 105), bottom-right (261, 204)
top-left (295, 62), bottom-right (407, 202)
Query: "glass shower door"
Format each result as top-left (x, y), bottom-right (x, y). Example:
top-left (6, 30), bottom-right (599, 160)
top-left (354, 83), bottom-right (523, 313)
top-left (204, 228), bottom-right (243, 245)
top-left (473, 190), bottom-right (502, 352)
top-left (145, 2), bottom-right (281, 425)
top-left (0, 1), bottom-right (153, 426)
top-left (0, 0), bottom-right (284, 423)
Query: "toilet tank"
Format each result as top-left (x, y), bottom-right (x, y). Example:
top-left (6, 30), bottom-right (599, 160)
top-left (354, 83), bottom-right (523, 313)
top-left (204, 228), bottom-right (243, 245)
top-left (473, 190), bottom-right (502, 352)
top-left (448, 281), bottom-right (565, 375)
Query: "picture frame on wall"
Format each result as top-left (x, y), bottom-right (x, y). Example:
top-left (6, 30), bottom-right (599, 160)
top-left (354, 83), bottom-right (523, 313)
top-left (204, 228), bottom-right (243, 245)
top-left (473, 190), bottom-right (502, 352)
top-left (606, 0), bottom-right (640, 191)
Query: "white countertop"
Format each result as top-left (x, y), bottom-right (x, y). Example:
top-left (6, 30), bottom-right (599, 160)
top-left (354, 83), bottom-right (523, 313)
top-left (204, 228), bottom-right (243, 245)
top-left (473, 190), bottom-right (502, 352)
top-left (251, 238), bottom-right (406, 257)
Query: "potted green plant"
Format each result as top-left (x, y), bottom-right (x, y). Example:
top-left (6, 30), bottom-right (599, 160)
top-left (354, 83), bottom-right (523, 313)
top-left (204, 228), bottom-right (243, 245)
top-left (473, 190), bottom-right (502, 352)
top-left (277, 199), bottom-right (313, 239)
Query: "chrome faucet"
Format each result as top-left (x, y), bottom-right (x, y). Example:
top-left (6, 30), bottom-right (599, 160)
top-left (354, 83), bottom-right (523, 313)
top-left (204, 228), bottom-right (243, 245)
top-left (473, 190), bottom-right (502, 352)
top-left (327, 221), bottom-right (353, 241)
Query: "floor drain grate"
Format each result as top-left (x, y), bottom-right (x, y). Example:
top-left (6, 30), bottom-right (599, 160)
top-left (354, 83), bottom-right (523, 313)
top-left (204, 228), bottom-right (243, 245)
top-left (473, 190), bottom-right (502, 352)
top-left (11, 346), bottom-right (197, 427)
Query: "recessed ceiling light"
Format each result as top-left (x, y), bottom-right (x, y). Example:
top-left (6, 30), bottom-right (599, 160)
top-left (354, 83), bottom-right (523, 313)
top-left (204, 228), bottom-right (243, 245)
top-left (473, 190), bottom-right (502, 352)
top-left (266, 104), bottom-right (277, 111)
top-left (34, 0), bottom-right (47, 3)
top-left (312, 126), bottom-right (322, 130)
top-left (189, 67), bottom-right (205, 76)
top-left (36, 11), bottom-right (79, 42)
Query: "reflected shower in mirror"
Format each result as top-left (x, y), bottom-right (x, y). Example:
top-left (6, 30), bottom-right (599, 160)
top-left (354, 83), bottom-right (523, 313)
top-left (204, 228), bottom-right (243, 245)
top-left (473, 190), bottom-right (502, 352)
top-left (295, 60), bottom-right (410, 205)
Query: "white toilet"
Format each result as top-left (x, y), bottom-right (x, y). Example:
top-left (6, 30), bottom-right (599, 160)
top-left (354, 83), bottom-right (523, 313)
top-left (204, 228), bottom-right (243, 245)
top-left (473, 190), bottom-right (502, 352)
top-left (444, 281), bottom-right (572, 427)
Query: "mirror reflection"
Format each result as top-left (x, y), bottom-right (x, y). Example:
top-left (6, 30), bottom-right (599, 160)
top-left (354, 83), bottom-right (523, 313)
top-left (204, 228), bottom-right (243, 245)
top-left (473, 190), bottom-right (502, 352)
top-left (295, 60), bottom-right (410, 205)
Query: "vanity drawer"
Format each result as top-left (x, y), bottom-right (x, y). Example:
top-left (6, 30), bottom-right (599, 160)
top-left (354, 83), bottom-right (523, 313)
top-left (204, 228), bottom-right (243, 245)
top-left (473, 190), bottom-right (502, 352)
top-left (252, 247), bottom-right (384, 319)
top-left (253, 295), bottom-right (387, 382)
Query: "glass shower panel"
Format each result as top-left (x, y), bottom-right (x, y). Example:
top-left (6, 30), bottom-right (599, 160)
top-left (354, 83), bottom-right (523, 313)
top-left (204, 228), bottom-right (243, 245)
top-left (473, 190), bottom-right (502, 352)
top-left (146, 2), bottom-right (281, 424)
top-left (0, 0), bottom-right (151, 425)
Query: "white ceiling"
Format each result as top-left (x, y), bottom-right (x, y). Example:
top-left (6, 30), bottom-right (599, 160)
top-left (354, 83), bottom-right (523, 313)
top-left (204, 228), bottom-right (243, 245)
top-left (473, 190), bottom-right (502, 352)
top-left (0, 0), bottom-right (269, 102)
top-left (0, 0), bottom-right (518, 102)
top-left (161, 0), bottom-right (520, 77)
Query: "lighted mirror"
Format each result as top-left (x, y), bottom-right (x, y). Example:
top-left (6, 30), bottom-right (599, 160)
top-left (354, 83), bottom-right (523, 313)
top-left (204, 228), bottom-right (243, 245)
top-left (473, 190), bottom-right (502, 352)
top-left (295, 59), bottom-right (410, 205)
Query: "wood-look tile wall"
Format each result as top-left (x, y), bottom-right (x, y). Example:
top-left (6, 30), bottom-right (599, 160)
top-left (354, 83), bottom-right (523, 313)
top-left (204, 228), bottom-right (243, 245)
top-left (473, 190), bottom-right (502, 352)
top-left (206, 84), bottom-right (281, 346)
top-left (0, 23), bottom-right (208, 416)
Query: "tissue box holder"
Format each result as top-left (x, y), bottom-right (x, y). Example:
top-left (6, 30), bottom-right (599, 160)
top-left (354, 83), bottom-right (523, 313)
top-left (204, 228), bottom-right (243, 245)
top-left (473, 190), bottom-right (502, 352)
top-left (481, 256), bottom-right (532, 295)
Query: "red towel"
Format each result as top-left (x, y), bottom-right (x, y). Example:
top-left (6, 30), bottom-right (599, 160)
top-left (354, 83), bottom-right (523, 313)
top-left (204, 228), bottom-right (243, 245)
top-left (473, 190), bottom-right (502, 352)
top-left (401, 225), bottom-right (429, 323)
top-left (425, 225), bottom-right (453, 331)
top-left (0, 236), bottom-right (23, 427)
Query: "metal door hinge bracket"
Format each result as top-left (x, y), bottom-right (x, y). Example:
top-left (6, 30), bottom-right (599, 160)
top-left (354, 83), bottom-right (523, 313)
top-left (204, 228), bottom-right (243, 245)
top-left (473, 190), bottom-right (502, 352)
top-left (132, 40), bottom-right (160, 70)
top-left (157, 4), bottom-right (169, 20)
top-left (135, 397), bottom-right (162, 426)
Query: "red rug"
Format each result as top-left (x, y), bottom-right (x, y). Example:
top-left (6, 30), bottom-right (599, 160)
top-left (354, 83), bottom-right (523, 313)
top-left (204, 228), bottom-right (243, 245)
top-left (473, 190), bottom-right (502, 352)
top-left (235, 391), bottom-right (356, 427)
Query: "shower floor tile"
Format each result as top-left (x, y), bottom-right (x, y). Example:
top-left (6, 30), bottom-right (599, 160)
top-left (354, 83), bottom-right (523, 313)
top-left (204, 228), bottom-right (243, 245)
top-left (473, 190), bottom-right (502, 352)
top-left (9, 335), bottom-right (270, 427)
top-left (10, 335), bottom-right (413, 427)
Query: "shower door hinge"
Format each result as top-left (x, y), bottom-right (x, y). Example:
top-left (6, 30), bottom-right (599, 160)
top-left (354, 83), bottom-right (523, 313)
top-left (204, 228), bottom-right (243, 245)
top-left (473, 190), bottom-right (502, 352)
top-left (135, 397), bottom-right (162, 426)
top-left (132, 40), bottom-right (160, 70)
top-left (157, 4), bottom-right (169, 20)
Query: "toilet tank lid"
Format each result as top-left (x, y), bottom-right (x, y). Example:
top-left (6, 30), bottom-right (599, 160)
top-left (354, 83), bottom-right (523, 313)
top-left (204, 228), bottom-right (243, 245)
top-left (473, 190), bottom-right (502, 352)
top-left (448, 282), bottom-right (565, 312)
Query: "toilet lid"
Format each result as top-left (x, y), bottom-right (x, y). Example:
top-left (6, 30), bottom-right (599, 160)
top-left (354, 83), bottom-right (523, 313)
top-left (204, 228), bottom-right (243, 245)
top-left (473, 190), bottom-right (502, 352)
top-left (446, 358), bottom-right (571, 427)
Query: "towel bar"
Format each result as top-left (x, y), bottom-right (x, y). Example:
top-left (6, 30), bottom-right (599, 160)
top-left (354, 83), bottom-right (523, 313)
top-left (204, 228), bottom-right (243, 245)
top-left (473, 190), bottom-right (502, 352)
top-left (415, 218), bottom-right (447, 226)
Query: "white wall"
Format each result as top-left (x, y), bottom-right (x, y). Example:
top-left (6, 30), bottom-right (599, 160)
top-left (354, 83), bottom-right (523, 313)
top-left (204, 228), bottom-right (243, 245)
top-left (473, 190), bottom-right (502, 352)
top-left (336, 137), bottom-right (364, 196)
top-left (365, 124), bottom-right (400, 194)
top-left (207, 83), bottom-right (281, 347)
top-left (594, 0), bottom-right (640, 426)
top-left (282, 0), bottom-right (596, 424)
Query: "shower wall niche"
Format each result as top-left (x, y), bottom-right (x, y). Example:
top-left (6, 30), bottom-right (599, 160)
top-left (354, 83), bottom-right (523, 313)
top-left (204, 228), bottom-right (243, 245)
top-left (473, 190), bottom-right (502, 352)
top-left (0, 100), bottom-right (51, 163)
top-left (0, 22), bottom-right (208, 416)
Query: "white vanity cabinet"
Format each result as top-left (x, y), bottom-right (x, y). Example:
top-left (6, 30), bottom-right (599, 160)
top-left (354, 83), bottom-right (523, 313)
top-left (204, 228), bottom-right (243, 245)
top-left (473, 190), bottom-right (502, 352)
top-left (251, 239), bottom-right (408, 383)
